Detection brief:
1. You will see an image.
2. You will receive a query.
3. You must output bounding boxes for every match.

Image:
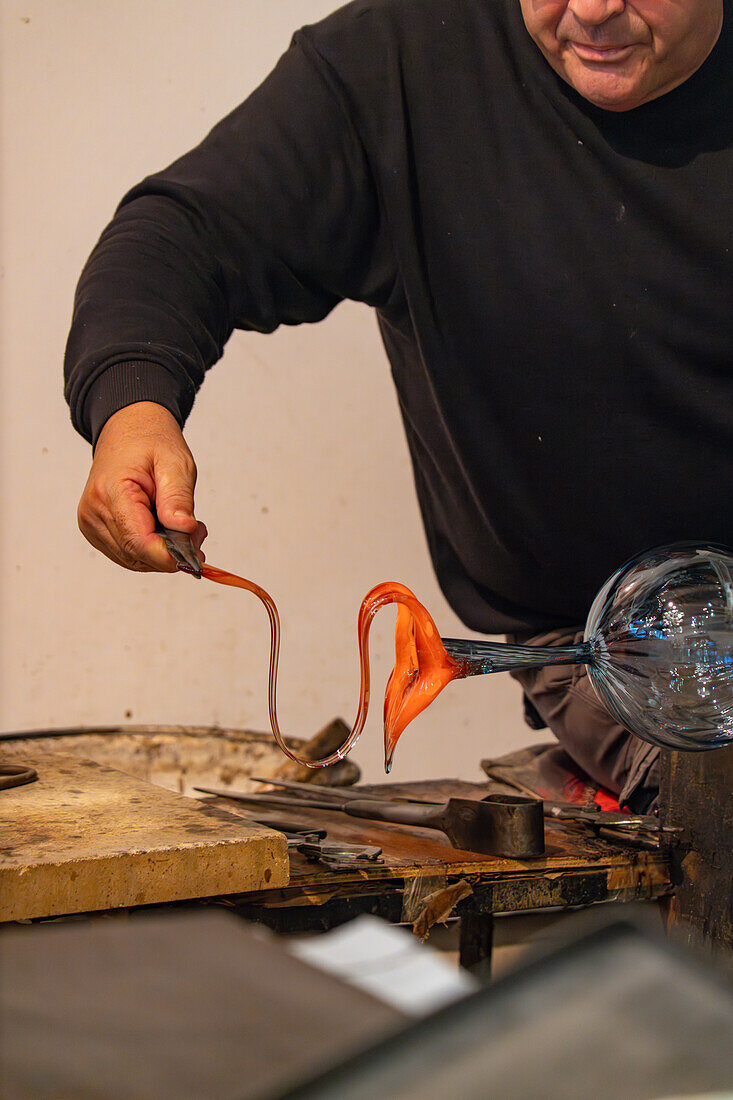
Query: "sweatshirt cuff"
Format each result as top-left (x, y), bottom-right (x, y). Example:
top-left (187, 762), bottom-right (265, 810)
top-left (86, 360), bottom-right (189, 446)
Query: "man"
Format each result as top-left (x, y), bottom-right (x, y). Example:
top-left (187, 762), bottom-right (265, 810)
top-left (65, 0), bottom-right (732, 810)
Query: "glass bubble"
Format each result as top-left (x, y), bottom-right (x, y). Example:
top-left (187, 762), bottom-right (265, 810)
top-left (583, 543), bottom-right (733, 751)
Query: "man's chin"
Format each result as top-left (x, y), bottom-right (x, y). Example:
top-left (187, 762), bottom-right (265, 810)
top-left (560, 58), bottom-right (649, 111)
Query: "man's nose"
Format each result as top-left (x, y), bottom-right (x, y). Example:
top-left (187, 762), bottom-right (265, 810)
top-left (567, 0), bottom-right (626, 25)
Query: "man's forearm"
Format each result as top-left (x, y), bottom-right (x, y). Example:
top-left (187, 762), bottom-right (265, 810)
top-left (64, 188), bottom-right (231, 445)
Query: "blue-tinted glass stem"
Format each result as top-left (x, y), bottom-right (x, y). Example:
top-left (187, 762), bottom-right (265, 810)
top-left (441, 638), bottom-right (594, 677)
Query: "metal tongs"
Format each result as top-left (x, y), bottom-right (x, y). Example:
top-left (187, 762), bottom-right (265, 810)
top-left (155, 519), bottom-right (202, 577)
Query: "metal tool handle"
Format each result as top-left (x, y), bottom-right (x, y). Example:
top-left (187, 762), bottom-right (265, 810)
top-left (254, 818), bottom-right (328, 839)
top-left (250, 777), bottom-right (390, 803)
top-left (194, 788), bottom-right (343, 813)
top-left (251, 776), bottom-right (434, 805)
top-left (197, 788), bottom-right (442, 826)
top-left (342, 799), bottom-right (445, 830)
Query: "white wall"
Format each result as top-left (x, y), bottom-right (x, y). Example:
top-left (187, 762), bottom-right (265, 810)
top-left (0, 0), bottom-right (533, 783)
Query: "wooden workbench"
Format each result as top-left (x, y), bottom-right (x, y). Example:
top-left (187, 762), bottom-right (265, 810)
top-left (1, 742), bottom-right (671, 969)
top-left (204, 779), bottom-right (672, 970)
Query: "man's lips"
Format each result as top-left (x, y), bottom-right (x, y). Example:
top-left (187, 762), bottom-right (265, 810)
top-left (568, 41), bottom-right (637, 63)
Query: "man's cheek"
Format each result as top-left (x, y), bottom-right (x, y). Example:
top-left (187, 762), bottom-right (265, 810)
top-left (520, 0), bottom-right (569, 36)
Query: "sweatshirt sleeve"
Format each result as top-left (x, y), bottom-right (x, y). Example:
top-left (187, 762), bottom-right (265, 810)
top-left (64, 31), bottom-right (396, 444)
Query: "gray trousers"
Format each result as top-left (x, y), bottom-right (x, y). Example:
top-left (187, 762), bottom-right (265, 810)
top-left (508, 627), bottom-right (660, 813)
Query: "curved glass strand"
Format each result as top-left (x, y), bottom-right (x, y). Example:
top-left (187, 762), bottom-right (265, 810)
top-left (200, 565), bottom-right (457, 769)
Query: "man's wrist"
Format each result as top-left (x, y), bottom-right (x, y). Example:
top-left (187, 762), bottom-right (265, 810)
top-left (86, 361), bottom-right (186, 447)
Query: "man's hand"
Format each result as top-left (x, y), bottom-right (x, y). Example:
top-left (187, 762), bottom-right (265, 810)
top-left (77, 402), bottom-right (207, 572)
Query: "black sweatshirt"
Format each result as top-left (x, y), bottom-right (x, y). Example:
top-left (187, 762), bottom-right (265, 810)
top-left (65, 0), bottom-right (733, 634)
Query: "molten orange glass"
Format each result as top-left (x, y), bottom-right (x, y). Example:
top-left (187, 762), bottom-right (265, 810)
top-left (382, 596), bottom-right (461, 771)
top-left (199, 564), bottom-right (461, 771)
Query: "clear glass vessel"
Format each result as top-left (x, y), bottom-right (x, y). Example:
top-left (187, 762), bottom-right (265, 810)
top-left (584, 542), bottom-right (733, 751)
top-left (446, 543), bottom-right (733, 753)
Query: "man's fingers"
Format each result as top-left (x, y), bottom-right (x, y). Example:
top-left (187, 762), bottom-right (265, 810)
top-left (114, 495), bottom-right (178, 572)
top-left (95, 480), bottom-right (176, 572)
top-left (78, 489), bottom-right (129, 569)
top-left (78, 508), bottom-right (156, 572)
top-left (80, 520), bottom-right (129, 570)
top-left (80, 475), bottom-right (203, 573)
top-left (77, 403), bottom-right (206, 573)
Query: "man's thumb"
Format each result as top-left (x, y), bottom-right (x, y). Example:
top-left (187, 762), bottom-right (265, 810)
top-left (155, 471), bottom-right (197, 533)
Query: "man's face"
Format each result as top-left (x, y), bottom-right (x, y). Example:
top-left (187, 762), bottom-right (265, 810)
top-left (519, 1), bottom-right (724, 111)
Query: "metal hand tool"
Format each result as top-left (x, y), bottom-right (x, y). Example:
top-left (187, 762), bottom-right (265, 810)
top-left (542, 800), bottom-right (681, 852)
top-left (252, 821), bottom-right (385, 863)
top-left (287, 837), bottom-right (384, 869)
top-left (250, 776), bottom-right (416, 803)
top-left (481, 771), bottom-right (678, 838)
top-left (238, 777), bottom-right (671, 841)
top-left (271, 828), bottom-right (325, 845)
top-left (540, 801), bottom-right (653, 828)
top-left (480, 772), bottom-right (680, 851)
top-left (195, 785), bottom-right (545, 858)
top-left (195, 793), bottom-right (384, 870)
top-left (155, 519), bottom-right (202, 577)
top-left (246, 814), bottom-right (327, 839)
top-left (284, 831), bottom-right (325, 845)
